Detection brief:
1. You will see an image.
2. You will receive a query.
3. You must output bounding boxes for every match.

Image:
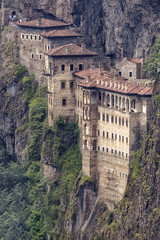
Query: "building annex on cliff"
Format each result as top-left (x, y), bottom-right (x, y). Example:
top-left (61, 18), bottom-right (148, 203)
top-left (13, 17), bottom-right (153, 210)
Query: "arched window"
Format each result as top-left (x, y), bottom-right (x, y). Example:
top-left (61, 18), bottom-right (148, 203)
top-left (91, 92), bottom-right (97, 104)
top-left (126, 99), bottom-right (129, 112)
top-left (84, 140), bottom-right (88, 150)
top-left (111, 95), bottom-right (114, 108)
top-left (107, 94), bottom-right (110, 107)
top-left (131, 99), bottom-right (136, 109)
top-left (103, 93), bottom-right (105, 106)
top-left (98, 92), bottom-right (101, 105)
top-left (116, 96), bottom-right (118, 109)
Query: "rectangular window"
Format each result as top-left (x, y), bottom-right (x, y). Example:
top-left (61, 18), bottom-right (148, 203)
top-left (98, 130), bottom-right (100, 136)
top-left (126, 119), bottom-right (128, 127)
top-left (39, 36), bottom-right (41, 41)
top-left (115, 116), bottom-right (117, 124)
top-left (122, 152), bottom-right (124, 157)
top-left (119, 135), bottom-right (121, 141)
top-left (112, 133), bottom-right (114, 139)
top-left (103, 114), bottom-right (105, 121)
top-left (70, 81), bottom-right (74, 89)
top-left (48, 45), bottom-right (50, 50)
top-left (119, 71), bottom-right (122, 76)
top-left (61, 81), bottom-right (65, 89)
top-left (115, 150), bottom-right (117, 154)
top-left (35, 35), bottom-right (37, 40)
top-left (70, 64), bottom-right (74, 71)
top-left (26, 34), bottom-right (28, 40)
top-left (122, 118), bottom-right (124, 126)
top-left (119, 117), bottom-right (121, 125)
top-left (129, 72), bottom-right (132, 77)
top-left (61, 65), bottom-right (65, 71)
top-left (111, 115), bottom-right (114, 123)
top-left (106, 114), bottom-right (109, 122)
top-left (126, 137), bottom-right (128, 143)
top-left (30, 35), bottom-right (33, 40)
top-left (122, 136), bottom-right (124, 142)
top-left (106, 132), bottom-right (109, 138)
top-left (98, 146), bottom-right (100, 151)
top-left (62, 99), bottom-right (66, 106)
top-left (111, 149), bottom-right (113, 154)
top-left (115, 134), bottom-right (117, 140)
top-left (126, 153), bottom-right (128, 158)
top-left (106, 148), bottom-right (108, 153)
top-left (119, 151), bottom-right (121, 156)
top-left (102, 147), bottom-right (104, 152)
top-left (79, 64), bottom-right (83, 71)
top-left (103, 131), bottom-right (105, 137)
top-left (31, 53), bottom-right (34, 59)
top-left (98, 113), bottom-right (100, 120)
top-left (39, 54), bottom-right (42, 60)
top-left (21, 34), bottom-right (24, 39)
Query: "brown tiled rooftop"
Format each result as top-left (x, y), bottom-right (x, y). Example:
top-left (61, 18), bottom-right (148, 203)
top-left (74, 68), bottom-right (152, 96)
top-left (40, 29), bottom-right (82, 38)
top-left (17, 18), bottom-right (71, 28)
top-left (44, 44), bottom-right (97, 57)
top-left (129, 58), bottom-right (142, 64)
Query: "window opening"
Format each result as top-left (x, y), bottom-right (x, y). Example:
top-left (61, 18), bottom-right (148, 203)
top-left (62, 99), bottom-right (66, 106)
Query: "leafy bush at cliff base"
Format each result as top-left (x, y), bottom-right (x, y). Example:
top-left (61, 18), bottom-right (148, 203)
top-left (0, 138), bottom-right (28, 240)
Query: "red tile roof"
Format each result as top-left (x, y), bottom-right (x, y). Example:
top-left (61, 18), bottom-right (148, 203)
top-left (41, 29), bottom-right (82, 38)
top-left (44, 44), bottom-right (97, 57)
top-left (129, 58), bottom-right (142, 64)
top-left (74, 68), bottom-right (152, 96)
top-left (17, 18), bottom-right (71, 28)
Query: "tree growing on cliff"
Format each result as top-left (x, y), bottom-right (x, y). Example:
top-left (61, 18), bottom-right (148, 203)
top-left (144, 35), bottom-right (160, 80)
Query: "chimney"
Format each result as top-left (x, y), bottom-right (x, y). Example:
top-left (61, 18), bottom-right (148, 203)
top-left (37, 18), bottom-right (41, 25)
top-left (81, 43), bottom-right (85, 53)
top-left (86, 75), bottom-right (91, 83)
top-left (66, 48), bottom-right (70, 54)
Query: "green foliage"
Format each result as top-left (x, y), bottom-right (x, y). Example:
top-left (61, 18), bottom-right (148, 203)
top-left (0, 139), bottom-right (28, 240)
top-left (13, 62), bottom-right (27, 81)
top-left (44, 119), bottom-right (82, 238)
top-left (131, 149), bottom-right (143, 181)
top-left (143, 36), bottom-right (160, 79)
top-left (79, 175), bottom-right (91, 186)
top-left (24, 88), bottom-right (47, 239)
top-left (107, 212), bottom-right (114, 225)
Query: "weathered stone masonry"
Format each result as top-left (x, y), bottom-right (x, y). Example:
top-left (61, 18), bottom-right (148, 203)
top-left (4, 17), bottom-right (153, 210)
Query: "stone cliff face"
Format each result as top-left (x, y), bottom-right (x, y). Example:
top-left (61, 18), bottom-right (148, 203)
top-left (3, 0), bottom-right (160, 57)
